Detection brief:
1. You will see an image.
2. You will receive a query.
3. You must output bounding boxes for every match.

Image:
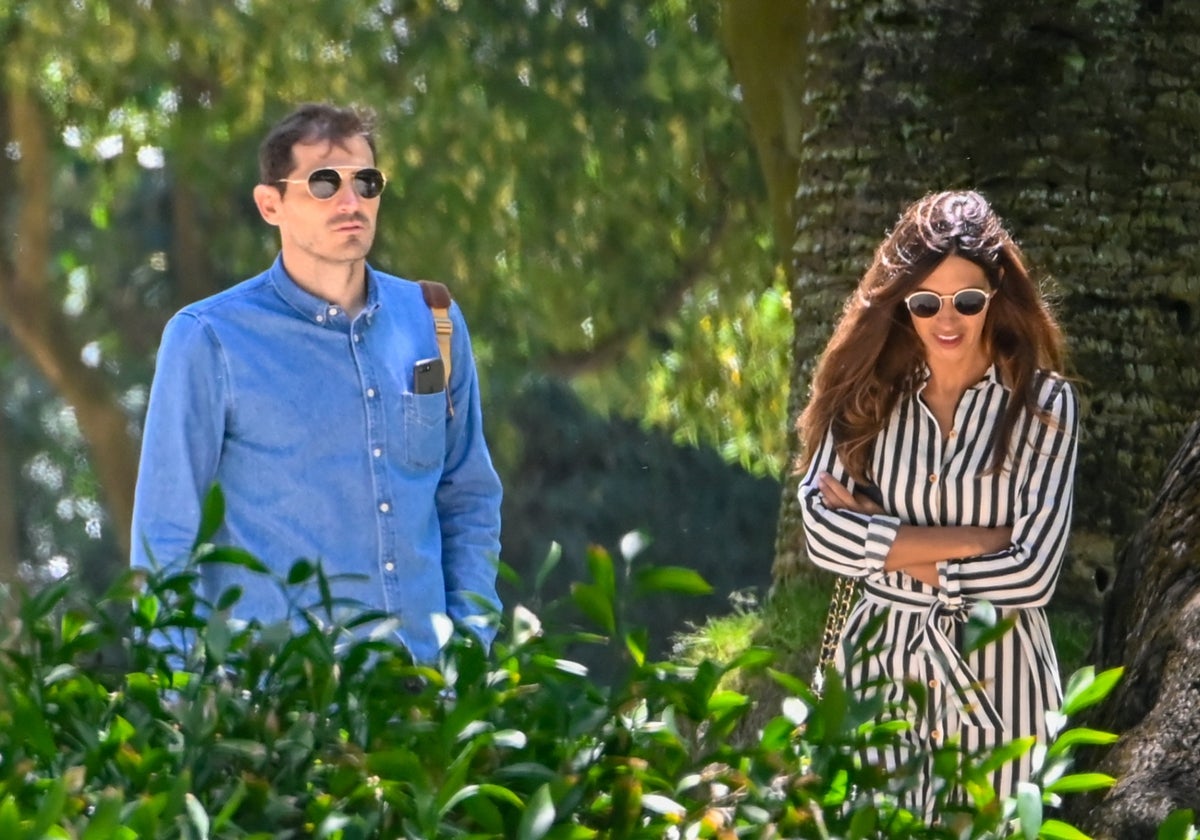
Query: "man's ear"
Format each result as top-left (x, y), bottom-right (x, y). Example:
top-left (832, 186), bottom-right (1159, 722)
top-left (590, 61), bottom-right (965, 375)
top-left (253, 183), bottom-right (283, 226)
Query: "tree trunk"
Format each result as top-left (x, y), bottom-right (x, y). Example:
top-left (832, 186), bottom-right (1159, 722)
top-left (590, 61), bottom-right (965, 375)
top-left (717, 0), bottom-right (826, 584)
top-left (0, 89), bottom-right (139, 564)
top-left (1065, 418), bottom-right (1200, 837)
top-left (0, 406), bottom-right (19, 582)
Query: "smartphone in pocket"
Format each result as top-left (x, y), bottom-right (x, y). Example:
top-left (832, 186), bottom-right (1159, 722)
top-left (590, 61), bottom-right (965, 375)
top-left (413, 357), bottom-right (445, 394)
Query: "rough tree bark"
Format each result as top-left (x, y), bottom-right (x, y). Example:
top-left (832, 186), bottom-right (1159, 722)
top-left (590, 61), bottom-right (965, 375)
top-left (1064, 418), bottom-right (1200, 837)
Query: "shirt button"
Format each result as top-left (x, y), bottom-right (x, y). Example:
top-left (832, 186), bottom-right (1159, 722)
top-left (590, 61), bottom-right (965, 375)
top-left (367, 388), bottom-right (376, 398)
top-left (948, 429), bottom-right (958, 439)
top-left (353, 333), bottom-right (361, 342)
top-left (930, 729), bottom-right (942, 741)
top-left (328, 306), bottom-right (339, 316)
top-left (315, 314), bottom-right (325, 323)
top-left (384, 562), bottom-right (395, 572)
top-left (928, 678), bottom-right (939, 689)
top-left (373, 448), bottom-right (382, 458)
top-left (929, 474), bottom-right (938, 484)
top-left (379, 502), bottom-right (390, 513)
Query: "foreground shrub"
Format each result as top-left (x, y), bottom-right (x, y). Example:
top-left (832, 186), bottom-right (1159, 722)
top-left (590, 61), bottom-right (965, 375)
top-left (0, 516), bottom-right (1193, 838)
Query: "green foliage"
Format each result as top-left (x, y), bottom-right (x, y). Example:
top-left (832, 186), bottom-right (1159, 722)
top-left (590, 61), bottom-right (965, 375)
top-left (0, 539), bottom-right (1162, 838)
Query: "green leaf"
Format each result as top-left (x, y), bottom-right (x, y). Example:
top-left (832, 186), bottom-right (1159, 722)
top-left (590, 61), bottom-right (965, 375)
top-left (105, 715), bottom-right (137, 745)
top-left (1156, 809), bottom-right (1197, 840)
top-left (194, 484), bottom-right (225, 548)
top-left (632, 566), bottom-right (713, 597)
top-left (534, 541), bottom-right (563, 593)
top-left (766, 667), bottom-right (813, 698)
top-left (205, 612), bottom-right (231, 664)
top-left (1016, 782), bottom-right (1042, 840)
top-left (81, 796), bottom-right (128, 840)
top-left (964, 608), bottom-right (1017, 655)
top-left (193, 546), bottom-right (269, 574)
top-left (31, 777), bottom-right (68, 838)
top-left (977, 736), bottom-right (1035, 774)
top-left (1038, 819), bottom-right (1095, 840)
top-left (724, 646), bottom-right (775, 672)
top-left (640, 793), bottom-right (685, 817)
top-left (211, 779), bottom-right (249, 832)
top-left (0, 798), bottom-right (21, 840)
top-left (569, 582), bottom-right (615, 635)
top-left (184, 794), bottom-right (209, 840)
top-left (214, 584), bottom-right (244, 611)
top-left (1061, 667), bottom-right (1124, 716)
top-left (847, 804), bottom-right (878, 838)
top-left (287, 559), bottom-right (317, 584)
top-left (517, 784), bottom-right (556, 840)
top-left (61, 609), bottom-right (96, 644)
top-left (707, 689), bottom-right (749, 713)
top-left (821, 768), bottom-right (851, 807)
top-left (1044, 772), bottom-right (1117, 794)
top-left (23, 578), bottom-right (71, 621)
top-left (1046, 727), bottom-right (1120, 758)
top-left (625, 627), bottom-right (647, 667)
top-left (584, 545), bottom-right (616, 600)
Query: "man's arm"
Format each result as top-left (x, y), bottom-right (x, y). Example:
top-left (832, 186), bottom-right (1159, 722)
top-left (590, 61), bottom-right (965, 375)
top-left (131, 312), bottom-right (228, 572)
top-left (435, 304), bottom-right (503, 645)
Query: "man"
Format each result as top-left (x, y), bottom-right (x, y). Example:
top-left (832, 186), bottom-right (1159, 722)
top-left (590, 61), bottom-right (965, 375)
top-left (131, 103), bottom-right (502, 661)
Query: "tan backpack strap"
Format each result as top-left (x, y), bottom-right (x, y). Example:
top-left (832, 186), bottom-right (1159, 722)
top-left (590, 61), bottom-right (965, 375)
top-left (418, 280), bottom-right (454, 417)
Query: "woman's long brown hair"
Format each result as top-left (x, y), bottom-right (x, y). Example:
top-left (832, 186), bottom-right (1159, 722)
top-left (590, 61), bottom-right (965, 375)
top-left (797, 190), bottom-right (1067, 483)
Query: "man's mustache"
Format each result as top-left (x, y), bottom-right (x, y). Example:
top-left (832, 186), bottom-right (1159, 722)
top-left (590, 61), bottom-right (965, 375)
top-left (330, 213), bottom-right (371, 226)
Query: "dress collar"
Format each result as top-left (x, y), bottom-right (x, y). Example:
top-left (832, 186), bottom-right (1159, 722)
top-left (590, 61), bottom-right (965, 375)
top-left (915, 362), bottom-right (1003, 395)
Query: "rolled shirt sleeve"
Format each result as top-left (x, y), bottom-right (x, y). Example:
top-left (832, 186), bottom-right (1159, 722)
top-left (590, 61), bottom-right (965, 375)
top-left (940, 378), bottom-right (1079, 607)
top-left (799, 427), bottom-right (902, 579)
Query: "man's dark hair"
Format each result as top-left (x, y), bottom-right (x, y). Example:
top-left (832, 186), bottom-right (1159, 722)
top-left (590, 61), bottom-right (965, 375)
top-left (258, 103), bottom-right (378, 189)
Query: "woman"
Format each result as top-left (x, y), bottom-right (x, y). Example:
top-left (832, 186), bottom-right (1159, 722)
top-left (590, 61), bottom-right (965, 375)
top-left (797, 190), bottom-right (1079, 814)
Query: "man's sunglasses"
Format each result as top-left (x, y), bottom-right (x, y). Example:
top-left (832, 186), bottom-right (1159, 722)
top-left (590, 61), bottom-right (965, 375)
top-left (904, 288), bottom-right (994, 318)
top-left (277, 166), bottom-right (388, 200)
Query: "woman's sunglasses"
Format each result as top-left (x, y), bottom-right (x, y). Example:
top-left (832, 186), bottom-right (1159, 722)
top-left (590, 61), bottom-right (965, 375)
top-left (277, 166), bottom-right (388, 200)
top-left (904, 288), bottom-right (994, 318)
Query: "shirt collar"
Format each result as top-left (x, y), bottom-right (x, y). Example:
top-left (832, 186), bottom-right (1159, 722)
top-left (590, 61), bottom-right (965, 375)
top-left (268, 255), bottom-right (381, 324)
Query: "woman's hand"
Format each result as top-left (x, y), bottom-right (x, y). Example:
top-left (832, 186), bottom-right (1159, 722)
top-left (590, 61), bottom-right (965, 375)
top-left (818, 472), bottom-right (884, 516)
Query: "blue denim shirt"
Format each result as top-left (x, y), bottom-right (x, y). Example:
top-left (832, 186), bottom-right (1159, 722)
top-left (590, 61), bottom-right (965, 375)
top-left (131, 257), bottom-right (502, 661)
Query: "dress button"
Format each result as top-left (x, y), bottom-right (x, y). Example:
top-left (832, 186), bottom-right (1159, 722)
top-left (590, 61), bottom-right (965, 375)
top-left (379, 502), bottom-right (390, 513)
top-left (384, 562), bottom-right (395, 572)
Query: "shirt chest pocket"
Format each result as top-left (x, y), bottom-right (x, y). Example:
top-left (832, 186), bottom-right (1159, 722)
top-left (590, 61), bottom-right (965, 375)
top-left (403, 391), bottom-right (447, 470)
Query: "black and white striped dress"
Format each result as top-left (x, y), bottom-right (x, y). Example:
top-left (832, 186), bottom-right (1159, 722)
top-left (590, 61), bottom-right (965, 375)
top-left (799, 366), bottom-right (1079, 814)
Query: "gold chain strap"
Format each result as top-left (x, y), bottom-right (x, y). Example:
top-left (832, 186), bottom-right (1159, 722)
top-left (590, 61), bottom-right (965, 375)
top-left (813, 575), bottom-right (860, 694)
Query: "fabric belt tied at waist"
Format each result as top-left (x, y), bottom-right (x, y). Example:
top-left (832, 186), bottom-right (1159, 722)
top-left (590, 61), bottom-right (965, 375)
top-left (863, 586), bottom-right (1004, 732)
